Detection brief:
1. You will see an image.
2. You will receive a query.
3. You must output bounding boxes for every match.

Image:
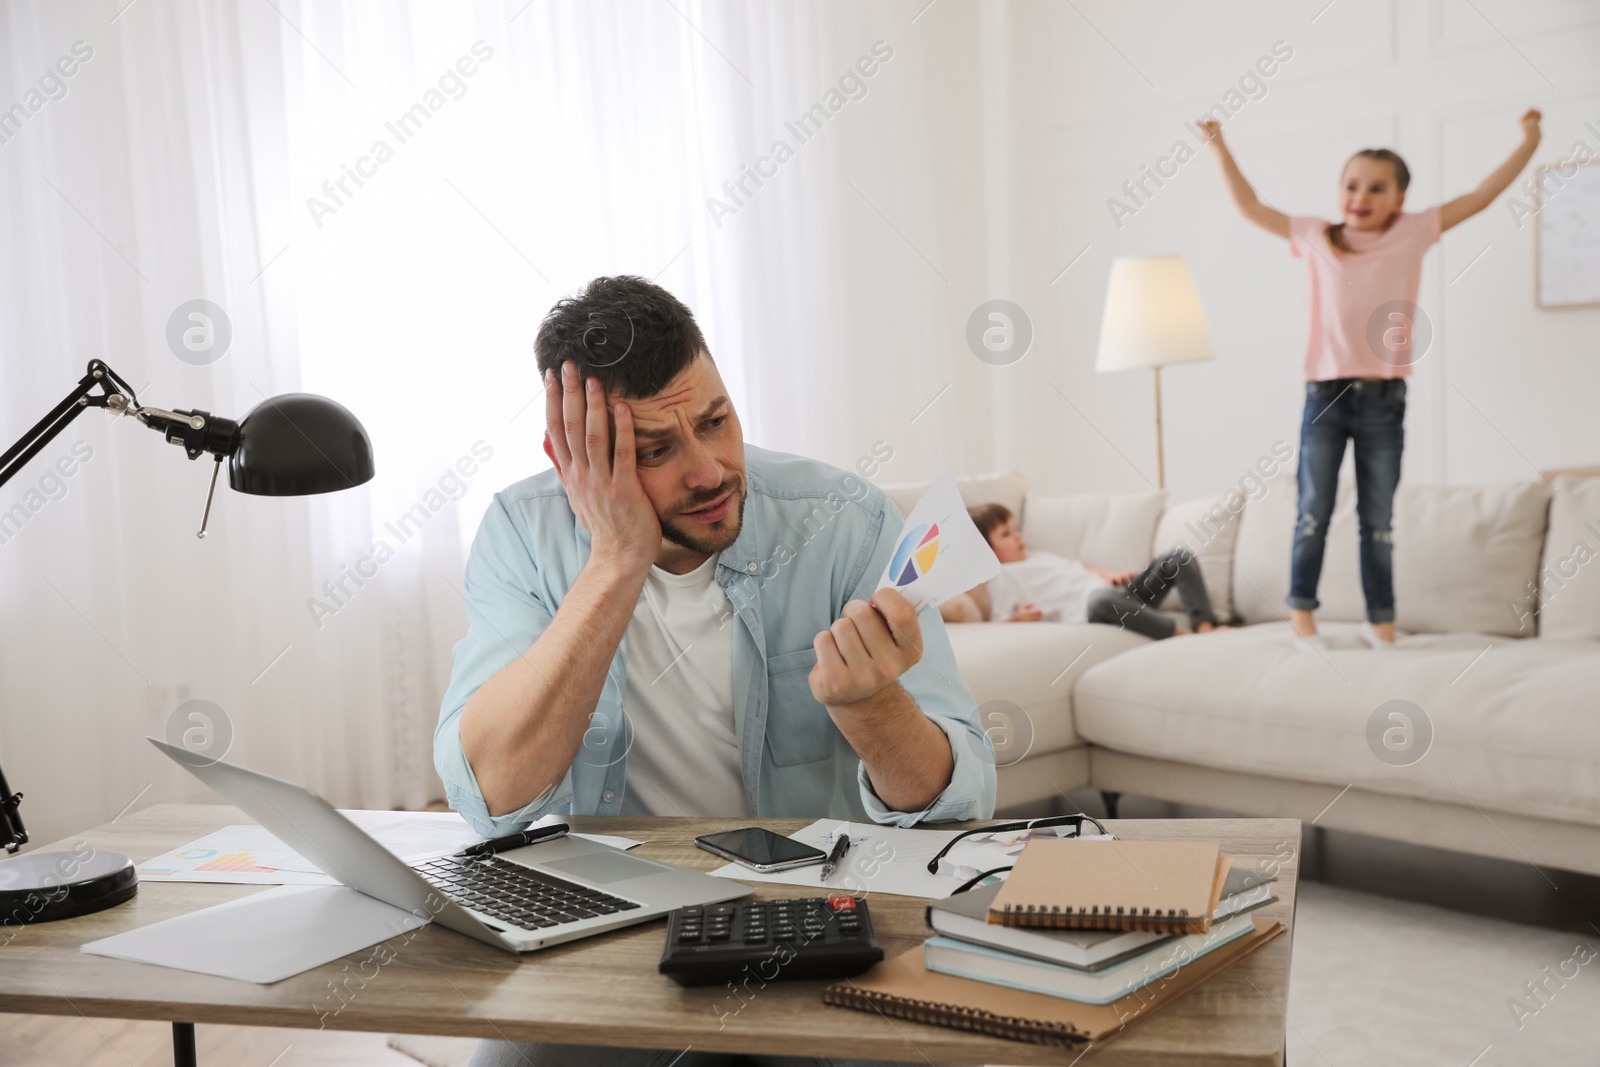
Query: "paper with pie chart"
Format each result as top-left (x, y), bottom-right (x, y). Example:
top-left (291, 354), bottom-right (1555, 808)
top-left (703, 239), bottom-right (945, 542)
top-left (877, 471), bottom-right (1001, 610)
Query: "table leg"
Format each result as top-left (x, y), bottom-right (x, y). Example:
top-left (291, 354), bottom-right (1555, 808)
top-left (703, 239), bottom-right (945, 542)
top-left (173, 1022), bottom-right (197, 1066)
top-left (1099, 790), bottom-right (1122, 819)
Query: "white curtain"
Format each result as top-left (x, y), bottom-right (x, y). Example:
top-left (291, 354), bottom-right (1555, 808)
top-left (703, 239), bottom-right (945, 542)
top-left (0, 0), bottom-right (984, 849)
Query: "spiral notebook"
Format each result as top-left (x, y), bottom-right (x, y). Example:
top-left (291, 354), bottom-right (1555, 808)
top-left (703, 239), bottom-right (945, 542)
top-left (823, 917), bottom-right (1283, 1047)
top-left (988, 839), bottom-right (1229, 934)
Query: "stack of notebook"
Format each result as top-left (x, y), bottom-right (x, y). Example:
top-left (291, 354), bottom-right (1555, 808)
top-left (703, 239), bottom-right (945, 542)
top-left (824, 839), bottom-right (1285, 1046)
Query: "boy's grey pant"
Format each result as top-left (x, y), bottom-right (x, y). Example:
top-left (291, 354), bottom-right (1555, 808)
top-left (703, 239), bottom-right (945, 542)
top-left (1085, 546), bottom-right (1217, 640)
top-left (468, 1042), bottom-right (964, 1066)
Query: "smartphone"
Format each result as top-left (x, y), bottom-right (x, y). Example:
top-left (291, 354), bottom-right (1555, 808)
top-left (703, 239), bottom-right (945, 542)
top-left (694, 827), bottom-right (828, 873)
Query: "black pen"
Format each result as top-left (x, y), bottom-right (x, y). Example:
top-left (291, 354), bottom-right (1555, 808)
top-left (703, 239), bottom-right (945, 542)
top-left (455, 822), bottom-right (570, 858)
top-left (820, 833), bottom-right (851, 880)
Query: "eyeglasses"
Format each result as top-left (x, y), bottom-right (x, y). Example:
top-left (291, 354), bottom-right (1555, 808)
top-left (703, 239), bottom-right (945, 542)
top-left (925, 813), bottom-right (1112, 877)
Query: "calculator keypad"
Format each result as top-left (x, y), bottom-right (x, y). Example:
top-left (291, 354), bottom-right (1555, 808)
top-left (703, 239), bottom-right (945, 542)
top-left (658, 896), bottom-right (883, 986)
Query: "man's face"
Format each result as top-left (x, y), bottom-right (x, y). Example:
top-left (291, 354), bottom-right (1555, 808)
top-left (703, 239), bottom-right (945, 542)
top-left (616, 353), bottom-right (746, 563)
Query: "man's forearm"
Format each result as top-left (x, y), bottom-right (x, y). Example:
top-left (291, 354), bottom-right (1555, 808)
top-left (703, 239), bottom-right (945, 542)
top-left (459, 561), bottom-right (647, 817)
top-left (827, 685), bottom-right (955, 814)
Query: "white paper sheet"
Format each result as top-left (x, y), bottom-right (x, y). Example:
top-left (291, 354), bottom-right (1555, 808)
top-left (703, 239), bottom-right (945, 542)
top-left (81, 884), bottom-right (423, 983)
top-left (137, 810), bottom-right (645, 885)
top-left (877, 472), bottom-right (1001, 610)
top-left (707, 820), bottom-right (1113, 899)
top-left (528, 812), bottom-right (644, 854)
top-left (707, 820), bottom-right (971, 899)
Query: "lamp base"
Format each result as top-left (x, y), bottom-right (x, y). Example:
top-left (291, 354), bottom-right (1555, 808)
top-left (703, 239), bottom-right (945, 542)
top-left (0, 849), bottom-right (138, 925)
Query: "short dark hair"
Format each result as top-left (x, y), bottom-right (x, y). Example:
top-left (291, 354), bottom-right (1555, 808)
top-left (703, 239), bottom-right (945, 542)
top-left (534, 275), bottom-right (710, 398)
top-left (968, 502), bottom-right (1013, 543)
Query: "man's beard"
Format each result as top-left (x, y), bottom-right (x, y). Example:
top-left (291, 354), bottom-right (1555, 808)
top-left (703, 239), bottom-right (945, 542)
top-left (659, 481), bottom-right (744, 557)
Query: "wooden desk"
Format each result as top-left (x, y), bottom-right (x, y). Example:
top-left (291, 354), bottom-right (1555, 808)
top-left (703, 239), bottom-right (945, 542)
top-left (0, 806), bottom-right (1298, 1065)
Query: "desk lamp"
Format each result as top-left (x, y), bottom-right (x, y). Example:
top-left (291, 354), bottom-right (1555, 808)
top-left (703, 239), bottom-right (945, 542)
top-left (0, 359), bottom-right (373, 924)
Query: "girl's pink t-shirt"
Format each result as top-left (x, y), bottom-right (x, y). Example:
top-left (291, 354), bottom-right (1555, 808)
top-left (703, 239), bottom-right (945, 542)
top-left (1287, 206), bottom-right (1440, 381)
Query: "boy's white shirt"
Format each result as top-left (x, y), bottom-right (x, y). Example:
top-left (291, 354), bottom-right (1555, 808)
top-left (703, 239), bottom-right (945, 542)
top-left (986, 550), bottom-right (1108, 624)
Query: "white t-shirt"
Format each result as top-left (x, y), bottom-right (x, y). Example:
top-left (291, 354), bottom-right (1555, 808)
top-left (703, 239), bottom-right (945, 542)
top-left (619, 552), bottom-right (748, 818)
top-left (986, 550), bottom-right (1108, 624)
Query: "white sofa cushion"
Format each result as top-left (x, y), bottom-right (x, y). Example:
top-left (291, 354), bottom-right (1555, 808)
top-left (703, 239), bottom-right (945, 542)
top-left (1538, 475), bottom-right (1600, 640)
top-left (1392, 481), bottom-right (1550, 637)
top-left (1019, 491), bottom-right (1166, 572)
top-left (1073, 621), bottom-right (1600, 826)
top-left (1155, 495), bottom-right (1243, 620)
top-left (878, 470), bottom-right (1029, 525)
top-left (1232, 471), bottom-right (1550, 637)
top-left (945, 621), bottom-right (1150, 763)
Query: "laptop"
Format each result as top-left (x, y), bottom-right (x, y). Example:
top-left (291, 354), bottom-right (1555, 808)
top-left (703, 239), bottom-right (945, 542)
top-left (147, 737), bottom-right (752, 953)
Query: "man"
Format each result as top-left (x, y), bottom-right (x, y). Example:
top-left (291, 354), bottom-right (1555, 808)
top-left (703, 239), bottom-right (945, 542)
top-left (435, 276), bottom-right (994, 1067)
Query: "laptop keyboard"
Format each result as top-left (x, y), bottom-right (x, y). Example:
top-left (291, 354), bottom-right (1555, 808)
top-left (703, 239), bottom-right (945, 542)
top-left (413, 854), bottom-right (643, 931)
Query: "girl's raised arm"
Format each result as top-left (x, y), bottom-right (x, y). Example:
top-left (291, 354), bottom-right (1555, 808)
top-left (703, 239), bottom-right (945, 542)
top-left (1200, 120), bottom-right (1290, 240)
top-left (1440, 110), bottom-right (1542, 232)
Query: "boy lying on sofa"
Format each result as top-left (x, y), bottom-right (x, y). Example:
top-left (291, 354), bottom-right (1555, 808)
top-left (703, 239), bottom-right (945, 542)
top-left (940, 503), bottom-right (1224, 640)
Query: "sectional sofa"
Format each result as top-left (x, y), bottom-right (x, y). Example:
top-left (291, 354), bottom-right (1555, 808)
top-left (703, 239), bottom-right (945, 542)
top-left (880, 468), bottom-right (1600, 878)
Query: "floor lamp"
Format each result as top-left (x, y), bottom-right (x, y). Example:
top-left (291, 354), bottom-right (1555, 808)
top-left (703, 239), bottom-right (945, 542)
top-left (1094, 255), bottom-right (1215, 489)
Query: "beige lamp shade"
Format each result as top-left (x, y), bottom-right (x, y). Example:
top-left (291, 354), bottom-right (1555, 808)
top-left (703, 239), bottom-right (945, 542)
top-left (1095, 255), bottom-right (1215, 371)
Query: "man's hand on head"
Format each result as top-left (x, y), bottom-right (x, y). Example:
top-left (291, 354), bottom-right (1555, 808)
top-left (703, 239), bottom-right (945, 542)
top-left (809, 587), bottom-right (924, 713)
top-left (543, 360), bottom-right (661, 574)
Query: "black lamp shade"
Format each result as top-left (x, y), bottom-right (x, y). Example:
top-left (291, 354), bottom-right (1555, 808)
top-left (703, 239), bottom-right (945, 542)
top-left (228, 393), bottom-right (374, 496)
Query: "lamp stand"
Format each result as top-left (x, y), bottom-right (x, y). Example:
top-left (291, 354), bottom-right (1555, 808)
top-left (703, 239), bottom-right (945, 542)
top-left (1152, 364), bottom-right (1165, 490)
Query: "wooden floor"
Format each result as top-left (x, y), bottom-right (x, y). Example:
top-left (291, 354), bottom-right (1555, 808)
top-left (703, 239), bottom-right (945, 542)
top-left (0, 1017), bottom-right (425, 1067)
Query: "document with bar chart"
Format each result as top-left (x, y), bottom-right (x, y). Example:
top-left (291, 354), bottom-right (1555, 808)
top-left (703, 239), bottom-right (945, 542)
top-left (135, 810), bottom-right (488, 885)
top-left (136, 825), bottom-right (339, 885)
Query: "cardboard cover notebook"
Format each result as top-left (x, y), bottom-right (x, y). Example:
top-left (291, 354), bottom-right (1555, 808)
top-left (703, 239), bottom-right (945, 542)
top-left (989, 839), bottom-right (1230, 934)
top-left (824, 918), bottom-right (1283, 1047)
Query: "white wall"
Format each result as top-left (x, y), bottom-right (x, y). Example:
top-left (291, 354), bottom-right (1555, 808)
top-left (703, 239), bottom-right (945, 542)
top-left (962, 0), bottom-right (1600, 502)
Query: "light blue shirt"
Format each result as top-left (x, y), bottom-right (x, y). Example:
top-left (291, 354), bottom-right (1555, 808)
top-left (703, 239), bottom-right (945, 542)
top-left (434, 443), bottom-right (996, 838)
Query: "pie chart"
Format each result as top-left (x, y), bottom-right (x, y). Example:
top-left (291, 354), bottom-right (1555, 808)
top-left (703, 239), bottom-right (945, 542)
top-left (888, 522), bottom-right (940, 586)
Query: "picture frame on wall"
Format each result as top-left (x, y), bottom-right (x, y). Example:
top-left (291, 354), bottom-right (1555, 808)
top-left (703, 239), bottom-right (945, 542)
top-left (1535, 158), bottom-right (1600, 309)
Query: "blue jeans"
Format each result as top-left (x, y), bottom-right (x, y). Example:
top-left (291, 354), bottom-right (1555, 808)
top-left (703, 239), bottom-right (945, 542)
top-left (1288, 378), bottom-right (1405, 624)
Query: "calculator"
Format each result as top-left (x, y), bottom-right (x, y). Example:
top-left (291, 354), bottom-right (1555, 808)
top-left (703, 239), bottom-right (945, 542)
top-left (657, 895), bottom-right (884, 986)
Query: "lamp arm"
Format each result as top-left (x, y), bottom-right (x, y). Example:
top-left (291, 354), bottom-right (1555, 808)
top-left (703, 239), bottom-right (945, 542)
top-left (0, 359), bottom-right (235, 851)
top-left (0, 361), bottom-right (138, 849)
top-left (0, 363), bottom-right (108, 491)
top-left (1, 361), bottom-right (241, 497)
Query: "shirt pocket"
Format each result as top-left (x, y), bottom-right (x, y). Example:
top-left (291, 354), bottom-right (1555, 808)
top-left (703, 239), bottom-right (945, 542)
top-left (764, 647), bottom-right (835, 766)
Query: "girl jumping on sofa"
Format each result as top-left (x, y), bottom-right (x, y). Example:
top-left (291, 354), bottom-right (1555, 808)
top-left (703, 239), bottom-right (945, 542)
top-left (940, 503), bottom-right (1223, 641)
top-left (1200, 110), bottom-right (1541, 649)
